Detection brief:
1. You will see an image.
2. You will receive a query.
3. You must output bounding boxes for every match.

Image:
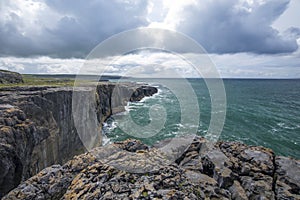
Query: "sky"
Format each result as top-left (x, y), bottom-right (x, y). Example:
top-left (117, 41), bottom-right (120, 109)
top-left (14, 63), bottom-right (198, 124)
top-left (0, 0), bottom-right (299, 78)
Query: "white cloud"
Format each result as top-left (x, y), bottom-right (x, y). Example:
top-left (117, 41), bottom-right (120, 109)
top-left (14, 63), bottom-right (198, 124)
top-left (0, 0), bottom-right (299, 78)
top-left (273, 0), bottom-right (300, 32)
top-left (1, 0), bottom-right (299, 57)
top-left (1, 50), bottom-right (299, 78)
top-left (149, 0), bottom-right (299, 54)
top-left (0, 56), bottom-right (84, 74)
top-left (211, 53), bottom-right (300, 78)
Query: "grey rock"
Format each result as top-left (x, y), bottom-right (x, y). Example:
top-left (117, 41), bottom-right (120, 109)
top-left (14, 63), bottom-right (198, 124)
top-left (0, 70), bottom-right (23, 84)
top-left (0, 83), bottom-right (157, 198)
top-left (229, 180), bottom-right (248, 200)
top-left (275, 156), bottom-right (300, 199)
top-left (1, 83), bottom-right (299, 199)
top-left (3, 138), bottom-right (300, 200)
top-left (0, 107), bottom-right (36, 197)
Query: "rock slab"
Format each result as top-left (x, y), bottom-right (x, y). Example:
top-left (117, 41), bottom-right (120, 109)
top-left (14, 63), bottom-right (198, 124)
top-left (3, 137), bottom-right (300, 200)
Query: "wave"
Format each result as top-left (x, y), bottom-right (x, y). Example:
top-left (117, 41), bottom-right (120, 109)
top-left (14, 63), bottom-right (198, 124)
top-left (102, 135), bottom-right (111, 146)
top-left (277, 122), bottom-right (299, 130)
top-left (103, 79), bottom-right (300, 159)
top-left (102, 120), bottom-right (118, 133)
top-left (139, 87), bottom-right (162, 102)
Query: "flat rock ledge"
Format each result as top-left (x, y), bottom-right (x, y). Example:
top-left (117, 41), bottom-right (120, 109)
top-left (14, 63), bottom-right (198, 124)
top-left (3, 137), bottom-right (300, 200)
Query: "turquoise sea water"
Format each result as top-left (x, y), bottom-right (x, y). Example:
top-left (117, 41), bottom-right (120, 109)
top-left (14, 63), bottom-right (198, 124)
top-left (103, 79), bottom-right (300, 159)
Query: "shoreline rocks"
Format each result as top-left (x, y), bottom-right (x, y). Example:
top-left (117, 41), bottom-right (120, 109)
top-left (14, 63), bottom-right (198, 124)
top-left (2, 137), bottom-right (299, 199)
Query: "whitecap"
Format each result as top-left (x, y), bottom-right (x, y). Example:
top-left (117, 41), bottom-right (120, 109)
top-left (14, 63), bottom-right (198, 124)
top-left (277, 122), bottom-right (298, 130)
top-left (139, 87), bottom-right (163, 103)
top-left (102, 135), bottom-right (112, 146)
top-left (176, 123), bottom-right (184, 128)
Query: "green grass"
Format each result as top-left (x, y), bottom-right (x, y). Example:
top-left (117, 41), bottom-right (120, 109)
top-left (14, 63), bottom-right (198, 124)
top-left (0, 74), bottom-right (76, 88)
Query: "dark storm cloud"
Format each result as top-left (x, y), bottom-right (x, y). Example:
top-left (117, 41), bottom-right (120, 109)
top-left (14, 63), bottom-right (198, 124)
top-left (284, 27), bottom-right (300, 38)
top-left (176, 0), bottom-right (299, 54)
top-left (0, 0), bottom-right (299, 58)
top-left (0, 0), bottom-right (149, 58)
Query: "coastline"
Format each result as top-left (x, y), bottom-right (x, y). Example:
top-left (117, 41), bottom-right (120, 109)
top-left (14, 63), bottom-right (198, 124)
top-left (0, 77), bottom-right (299, 199)
top-left (0, 83), bottom-right (158, 197)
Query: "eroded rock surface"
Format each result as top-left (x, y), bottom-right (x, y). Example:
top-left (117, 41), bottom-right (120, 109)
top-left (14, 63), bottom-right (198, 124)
top-left (0, 70), bottom-right (23, 84)
top-left (0, 83), bottom-right (157, 197)
top-left (3, 137), bottom-right (300, 200)
top-left (0, 106), bottom-right (36, 196)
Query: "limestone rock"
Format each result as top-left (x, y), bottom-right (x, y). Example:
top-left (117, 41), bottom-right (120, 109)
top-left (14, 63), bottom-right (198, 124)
top-left (0, 70), bottom-right (23, 84)
top-left (0, 83), bottom-right (158, 198)
top-left (4, 137), bottom-right (299, 199)
top-left (1, 84), bottom-right (299, 199)
top-left (229, 181), bottom-right (248, 200)
top-left (0, 107), bottom-right (36, 197)
top-left (275, 156), bottom-right (300, 199)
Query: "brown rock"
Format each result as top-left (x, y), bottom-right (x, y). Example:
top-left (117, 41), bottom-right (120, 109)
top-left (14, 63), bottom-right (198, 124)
top-left (229, 180), bottom-right (248, 200)
top-left (1, 136), bottom-right (299, 200)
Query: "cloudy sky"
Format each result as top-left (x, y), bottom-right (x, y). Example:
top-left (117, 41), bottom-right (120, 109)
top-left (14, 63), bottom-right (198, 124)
top-left (0, 0), bottom-right (299, 78)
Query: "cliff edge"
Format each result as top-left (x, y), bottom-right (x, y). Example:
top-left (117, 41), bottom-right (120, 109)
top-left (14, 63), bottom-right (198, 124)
top-left (0, 70), bottom-right (23, 84)
top-left (0, 81), bottom-right (299, 199)
top-left (0, 83), bottom-right (157, 197)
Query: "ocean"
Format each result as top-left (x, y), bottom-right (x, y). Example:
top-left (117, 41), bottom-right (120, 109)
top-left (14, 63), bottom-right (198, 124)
top-left (103, 79), bottom-right (300, 159)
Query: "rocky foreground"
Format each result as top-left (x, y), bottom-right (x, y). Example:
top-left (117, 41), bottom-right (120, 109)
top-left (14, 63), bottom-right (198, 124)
top-left (2, 136), bottom-right (300, 200)
top-left (0, 77), bottom-right (299, 199)
top-left (0, 84), bottom-right (157, 197)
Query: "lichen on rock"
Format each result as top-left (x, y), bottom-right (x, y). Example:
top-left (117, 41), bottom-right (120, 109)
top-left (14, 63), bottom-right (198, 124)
top-left (3, 137), bottom-right (300, 199)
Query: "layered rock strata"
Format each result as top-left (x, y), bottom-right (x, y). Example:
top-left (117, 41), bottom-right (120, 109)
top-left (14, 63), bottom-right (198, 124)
top-left (0, 83), bottom-right (157, 197)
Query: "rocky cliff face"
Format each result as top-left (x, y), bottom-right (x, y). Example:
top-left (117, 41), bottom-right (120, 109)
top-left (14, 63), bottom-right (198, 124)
top-left (0, 83), bottom-right (157, 197)
top-left (0, 70), bottom-right (23, 84)
top-left (2, 137), bottom-right (299, 200)
top-left (0, 106), bottom-right (36, 196)
top-left (1, 83), bottom-right (299, 199)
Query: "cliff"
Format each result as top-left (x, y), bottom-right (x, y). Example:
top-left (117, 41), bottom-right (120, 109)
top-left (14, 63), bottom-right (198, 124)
top-left (0, 70), bottom-right (23, 84)
top-left (2, 137), bottom-right (299, 199)
top-left (0, 83), bottom-right (157, 197)
top-left (1, 82), bottom-right (299, 199)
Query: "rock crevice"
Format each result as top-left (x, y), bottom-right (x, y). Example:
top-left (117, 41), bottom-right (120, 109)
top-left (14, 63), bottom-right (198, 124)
top-left (3, 137), bottom-right (300, 199)
top-left (0, 83), bottom-right (157, 197)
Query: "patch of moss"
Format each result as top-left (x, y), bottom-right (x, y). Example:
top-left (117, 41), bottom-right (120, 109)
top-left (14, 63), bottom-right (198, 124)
top-left (130, 179), bottom-right (136, 184)
top-left (142, 191), bottom-right (148, 197)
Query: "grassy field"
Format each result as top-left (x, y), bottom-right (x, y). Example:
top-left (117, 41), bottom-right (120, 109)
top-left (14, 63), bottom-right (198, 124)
top-left (0, 74), bottom-right (76, 88)
top-left (0, 73), bottom-right (126, 88)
